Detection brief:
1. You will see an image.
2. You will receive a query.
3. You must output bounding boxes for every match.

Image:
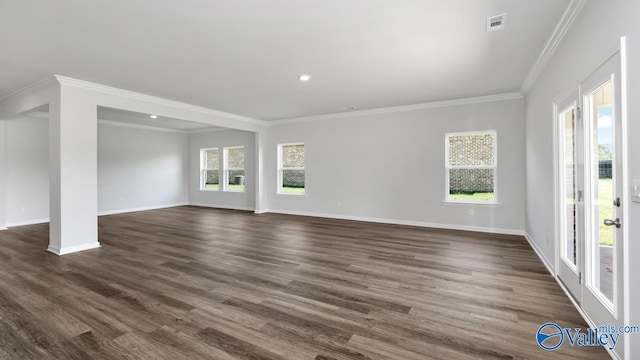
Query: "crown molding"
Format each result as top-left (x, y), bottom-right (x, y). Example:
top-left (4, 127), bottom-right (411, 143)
top-left (519, 0), bottom-right (588, 94)
top-left (54, 75), bottom-right (266, 126)
top-left (188, 127), bottom-right (230, 134)
top-left (97, 119), bottom-right (192, 134)
top-left (23, 111), bottom-right (49, 119)
top-left (99, 120), bottom-right (230, 135)
top-left (0, 76), bottom-right (58, 108)
top-left (5, 76), bottom-right (524, 129)
top-left (267, 92), bottom-right (523, 126)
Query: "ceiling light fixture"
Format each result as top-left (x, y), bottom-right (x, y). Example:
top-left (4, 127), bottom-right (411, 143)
top-left (150, 115), bottom-right (158, 119)
top-left (342, 106), bottom-right (357, 111)
top-left (299, 74), bottom-right (311, 82)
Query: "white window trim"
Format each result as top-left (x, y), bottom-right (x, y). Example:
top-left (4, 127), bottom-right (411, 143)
top-left (223, 146), bottom-right (245, 192)
top-left (277, 142), bottom-right (305, 196)
top-left (200, 147), bottom-right (220, 192)
top-left (444, 130), bottom-right (498, 204)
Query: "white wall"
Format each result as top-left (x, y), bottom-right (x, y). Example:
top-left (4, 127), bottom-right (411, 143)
top-left (5, 116), bottom-right (50, 226)
top-left (98, 123), bottom-right (189, 214)
top-left (0, 76), bottom-right (264, 252)
top-left (525, 0), bottom-right (640, 358)
top-left (266, 97), bottom-right (526, 234)
top-left (2, 118), bottom-right (189, 224)
top-left (188, 129), bottom-right (256, 210)
top-left (0, 121), bottom-right (5, 229)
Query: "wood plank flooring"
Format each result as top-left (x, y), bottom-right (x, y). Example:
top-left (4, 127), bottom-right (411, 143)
top-left (0, 206), bottom-right (609, 359)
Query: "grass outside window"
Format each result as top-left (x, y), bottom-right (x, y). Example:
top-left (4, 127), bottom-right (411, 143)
top-left (281, 187), bottom-right (305, 194)
top-left (448, 192), bottom-right (494, 201)
top-left (204, 184), bottom-right (244, 191)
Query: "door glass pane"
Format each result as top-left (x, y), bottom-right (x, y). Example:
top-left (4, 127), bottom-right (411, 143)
top-left (560, 106), bottom-right (577, 266)
top-left (587, 82), bottom-right (614, 303)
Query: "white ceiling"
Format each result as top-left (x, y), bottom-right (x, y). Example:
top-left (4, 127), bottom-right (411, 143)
top-left (1, 0), bottom-right (570, 121)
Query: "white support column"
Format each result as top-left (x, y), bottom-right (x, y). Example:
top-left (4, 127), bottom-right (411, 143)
top-left (47, 85), bottom-right (100, 255)
top-left (0, 121), bottom-right (6, 230)
top-left (254, 129), bottom-right (269, 214)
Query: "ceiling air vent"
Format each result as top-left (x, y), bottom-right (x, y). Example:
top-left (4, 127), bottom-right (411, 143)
top-left (487, 13), bottom-right (507, 32)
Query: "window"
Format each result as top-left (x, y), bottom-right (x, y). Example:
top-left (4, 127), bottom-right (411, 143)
top-left (224, 146), bottom-right (245, 192)
top-left (445, 131), bottom-right (496, 202)
top-left (278, 143), bottom-right (305, 195)
top-left (200, 148), bottom-right (219, 191)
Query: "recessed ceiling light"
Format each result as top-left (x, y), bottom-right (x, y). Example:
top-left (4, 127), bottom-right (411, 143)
top-left (150, 115), bottom-right (158, 119)
top-left (342, 106), bottom-right (357, 111)
top-left (299, 74), bottom-right (311, 82)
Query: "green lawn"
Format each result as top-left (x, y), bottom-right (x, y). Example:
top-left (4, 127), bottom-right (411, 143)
top-left (282, 187), bottom-right (305, 194)
top-left (204, 183), bottom-right (219, 190)
top-left (449, 192), bottom-right (494, 201)
top-left (204, 184), bottom-right (306, 193)
top-left (204, 184), bottom-right (245, 191)
top-left (598, 178), bottom-right (613, 246)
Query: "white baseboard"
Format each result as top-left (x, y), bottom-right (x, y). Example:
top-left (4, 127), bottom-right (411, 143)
top-left (4, 207), bottom-right (523, 237)
top-left (47, 242), bottom-right (101, 256)
top-left (98, 203), bottom-right (189, 216)
top-left (6, 218), bottom-right (50, 228)
top-left (553, 273), bottom-right (619, 360)
top-left (523, 232), bottom-right (618, 360)
top-left (523, 232), bottom-right (555, 275)
top-left (4, 204), bottom-right (191, 223)
top-left (189, 203), bottom-right (255, 211)
top-left (268, 209), bottom-right (525, 236)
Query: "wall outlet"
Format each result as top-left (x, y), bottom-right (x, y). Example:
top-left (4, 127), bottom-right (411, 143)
top-left (19, 206), bottom-right (25, 213)
top-left (337, 201), bottom-right (342, 208)
top-left (469, 209), bottom-right (475, 216)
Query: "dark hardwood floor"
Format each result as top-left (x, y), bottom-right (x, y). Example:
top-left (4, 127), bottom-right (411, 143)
top-left (0, 206), bottom-right (608, 359)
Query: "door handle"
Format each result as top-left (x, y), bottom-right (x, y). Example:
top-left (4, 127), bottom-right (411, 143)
top-left (603, 218), bottom-right (621, 228)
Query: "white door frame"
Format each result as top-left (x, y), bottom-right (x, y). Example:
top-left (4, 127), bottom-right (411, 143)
top-left (552, 37), bottom-right (629, 359)
top-left (553, 92), bottom-right (582, 300)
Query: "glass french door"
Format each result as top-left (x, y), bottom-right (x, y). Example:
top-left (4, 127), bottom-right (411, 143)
top-left (557, 91), bottom-right (582, 300)
top-left (556, 52), bottom-right (624, 355)
top-left (581, 53), bottom-right (623, 327)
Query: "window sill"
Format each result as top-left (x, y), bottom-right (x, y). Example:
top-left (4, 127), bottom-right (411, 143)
top-left (442, 200), bottom-right (502, 207)
top-left (200, 189), bottom-right (245, 194)
top-left (276, 192), bottom-right (306, 197)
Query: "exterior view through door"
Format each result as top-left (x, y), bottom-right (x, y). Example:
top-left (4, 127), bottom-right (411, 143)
top-left (555, 51), bottom-right (625, 357)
